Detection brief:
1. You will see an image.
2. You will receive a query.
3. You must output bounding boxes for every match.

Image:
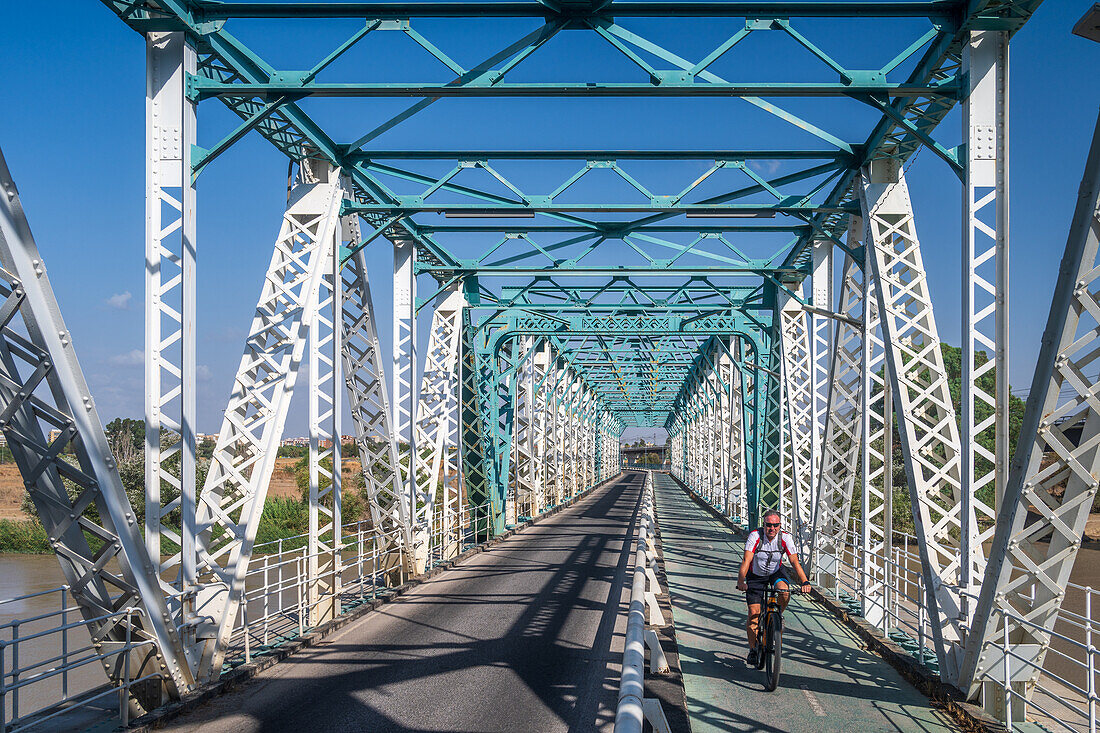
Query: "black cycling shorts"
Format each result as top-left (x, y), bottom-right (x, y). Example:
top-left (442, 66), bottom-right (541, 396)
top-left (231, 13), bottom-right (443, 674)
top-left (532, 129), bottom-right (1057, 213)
top-left (744, 567), bottom-right (790, 606)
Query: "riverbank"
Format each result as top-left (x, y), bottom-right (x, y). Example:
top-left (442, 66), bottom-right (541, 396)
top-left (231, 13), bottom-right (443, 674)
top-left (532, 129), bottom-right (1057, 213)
top-left (0, 495), bottom-right (355, 555)
top-left (0, 455), bottom-right (371, 554)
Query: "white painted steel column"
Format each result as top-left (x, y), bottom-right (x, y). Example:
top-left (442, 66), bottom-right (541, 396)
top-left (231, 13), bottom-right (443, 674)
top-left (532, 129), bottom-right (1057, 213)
top-left (861, 169), bottom-right (966, 683)
top-left (308, 226), bottom-right (342, 626)
top-left (810, 241), bottom-right (832, 516)
top-left (144, 31), bottom-right (198, 595)
top-left (194, 167), bottom-right (343, 681)
top-left (393, 237), bottom-right (423, 571)
top-left (960, 29), bottom-right (1007, 621)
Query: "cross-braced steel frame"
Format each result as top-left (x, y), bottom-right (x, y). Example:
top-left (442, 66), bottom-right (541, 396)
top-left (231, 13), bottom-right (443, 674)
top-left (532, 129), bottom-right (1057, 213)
top-left (9, 1), bottom-right (1093, 726)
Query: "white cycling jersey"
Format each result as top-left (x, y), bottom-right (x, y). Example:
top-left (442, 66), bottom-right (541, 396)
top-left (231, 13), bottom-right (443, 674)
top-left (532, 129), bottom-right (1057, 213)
top-left (744, 529), bottom-right (798, 576)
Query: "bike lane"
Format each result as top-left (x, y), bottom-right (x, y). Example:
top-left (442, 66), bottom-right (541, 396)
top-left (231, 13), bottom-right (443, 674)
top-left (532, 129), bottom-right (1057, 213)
top-left (651, 472), bottom-right (959, 733)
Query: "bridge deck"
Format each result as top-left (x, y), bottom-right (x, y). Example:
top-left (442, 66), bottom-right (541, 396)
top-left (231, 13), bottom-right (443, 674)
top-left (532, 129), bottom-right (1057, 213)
top-left (652, 472), bottom-right (960, 733)
top-left (155, 473), bottom-right (642, 733)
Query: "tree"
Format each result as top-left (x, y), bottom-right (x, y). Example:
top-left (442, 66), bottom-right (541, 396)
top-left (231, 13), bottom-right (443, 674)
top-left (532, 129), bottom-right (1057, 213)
top-left (105, 417), bottom-right (143, 463)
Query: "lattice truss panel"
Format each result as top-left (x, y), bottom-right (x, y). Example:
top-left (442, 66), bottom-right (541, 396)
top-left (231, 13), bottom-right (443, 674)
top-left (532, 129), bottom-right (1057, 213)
top-left (779, 286), bottom-right (815, 548)
top-left (811, 215), bottom-right (896, 635)
top-left (961, 115), bottom-right (1100, 699)
top-left (669, 336), bottom-right (753, 523)
top-left (0, 147), bottom-right (192, 707)
top-left (705, 350), bottom-right (723, 508)
top-left (415, 287), bottom-right (465, 560)
top-left (721, 348), bottom-right (747, 522)
top-left (342, 245), bottom-right (406, 576)
top-left (307, 223), bottom-right (342, 627)
top-left (813, 235), bottom-right (876, 585)
top-left (741, 343), bottom-right (759, 518)
top-left (190, 167), bottom-right (344, 680)
top-left (759, 337), bottom-right (784, 521)
top-left (542, 356), bottom-right (565, 507)
top-left (861, 171), bottom-right (982, 684)
top-left (497, 340), bottom-right (520, 527)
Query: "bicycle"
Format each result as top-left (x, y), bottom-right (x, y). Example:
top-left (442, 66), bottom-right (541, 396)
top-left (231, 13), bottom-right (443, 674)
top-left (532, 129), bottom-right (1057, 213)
top-left (754, 583), bottom-right (803, 691)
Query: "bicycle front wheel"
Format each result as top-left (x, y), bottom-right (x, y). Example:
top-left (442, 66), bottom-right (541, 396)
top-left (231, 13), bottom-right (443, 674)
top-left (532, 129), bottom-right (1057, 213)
top-left (764, 611), bottom-right (783, 691)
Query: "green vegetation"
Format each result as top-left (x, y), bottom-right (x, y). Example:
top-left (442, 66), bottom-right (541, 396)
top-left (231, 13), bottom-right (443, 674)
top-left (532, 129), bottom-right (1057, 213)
top-left (850, 343), bottom-right (1027, 535)
top-left (254, 497), bottom-right (310, 550)
top-left (4, 418), bottom-right (380, 554)
top-left (0, 519), bottom-right (50, 554)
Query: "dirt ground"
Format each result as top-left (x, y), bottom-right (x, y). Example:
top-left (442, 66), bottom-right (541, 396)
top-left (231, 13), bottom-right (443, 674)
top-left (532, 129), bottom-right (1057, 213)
top-left (0, 457), bottom-right (364, 520)
top-left (0, 462), bottom-right (23, 520)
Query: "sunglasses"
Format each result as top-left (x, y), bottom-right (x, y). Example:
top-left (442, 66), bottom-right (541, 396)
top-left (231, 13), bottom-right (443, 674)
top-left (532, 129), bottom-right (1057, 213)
top-left (764, 522), bottom-right (780, 528)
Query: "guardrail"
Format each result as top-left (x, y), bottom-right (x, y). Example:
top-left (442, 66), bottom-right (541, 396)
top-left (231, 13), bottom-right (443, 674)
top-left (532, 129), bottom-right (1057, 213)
top-left (1, 472), bottom-right (624, 732)
top-left (818, 522), bottom-right (1098, 732)
top-left (0, 598), bottom-right (159, 733)
top-left (614, 470), bottom-right (671, 733)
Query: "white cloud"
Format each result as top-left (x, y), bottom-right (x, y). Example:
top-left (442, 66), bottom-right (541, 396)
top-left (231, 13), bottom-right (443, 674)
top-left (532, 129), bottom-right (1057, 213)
top-left (748, 160), bottom-right (783, 176)
top-left (197, 364), bottom-right (213, 382)
top-left (108, 349), bottom-right (144, 367)
top-left (105, 291), bottom-right (133, 310)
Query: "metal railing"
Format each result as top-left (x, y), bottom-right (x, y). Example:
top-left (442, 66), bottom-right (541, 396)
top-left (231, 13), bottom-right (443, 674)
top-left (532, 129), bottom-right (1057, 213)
top-left (1, 474), bottom-right (622, 733)
top-left (614, 470), bottom-right (670, 733)
top-left (0, 592), bottom-right (160, 733)
top-left (817, 522), bottom-right (1100, 732)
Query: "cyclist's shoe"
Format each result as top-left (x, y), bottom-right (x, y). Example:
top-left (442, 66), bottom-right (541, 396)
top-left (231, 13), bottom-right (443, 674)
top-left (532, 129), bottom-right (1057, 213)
top-left (746, 647), bottom-right (759, 665)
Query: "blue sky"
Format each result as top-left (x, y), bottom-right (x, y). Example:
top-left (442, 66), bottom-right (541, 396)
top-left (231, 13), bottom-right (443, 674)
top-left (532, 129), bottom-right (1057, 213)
top-left (1, 1), bottom-right (1098, 443)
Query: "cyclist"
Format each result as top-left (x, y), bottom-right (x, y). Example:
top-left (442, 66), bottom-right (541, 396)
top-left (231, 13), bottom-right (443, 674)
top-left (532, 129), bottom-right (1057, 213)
top-left (736, 509), bottom-right (811, 665)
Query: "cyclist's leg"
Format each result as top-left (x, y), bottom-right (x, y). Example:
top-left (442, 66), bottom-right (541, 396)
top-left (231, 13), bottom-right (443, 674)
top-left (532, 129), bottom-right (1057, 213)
top-left (772, 569), bottom-right (792, 611)
top-left (745, 572), bottom-right (766, 650)
top-left (747, 602), bottom-right (763, 650)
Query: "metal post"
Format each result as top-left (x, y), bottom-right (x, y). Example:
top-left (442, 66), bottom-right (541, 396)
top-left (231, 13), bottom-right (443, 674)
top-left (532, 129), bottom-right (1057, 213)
top-left (193, 163), bottom-right (343, 681)
top-left (393, 237), bottom-right (422, 572)
top-left (145, 31), bottom-right (198, 596)
top-left (1089, 589), bottom-right (1096, 733)
top-left (960, 105), bottom-right (1100, 701)
top-left (308, 218), bottom-right (342, 626)
top-left (960, 28), bottom-right (1008, 627)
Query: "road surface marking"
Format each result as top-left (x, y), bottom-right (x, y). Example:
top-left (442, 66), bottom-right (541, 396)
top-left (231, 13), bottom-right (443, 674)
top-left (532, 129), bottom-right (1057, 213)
top-left (800, 684), bottom-right (827, 716)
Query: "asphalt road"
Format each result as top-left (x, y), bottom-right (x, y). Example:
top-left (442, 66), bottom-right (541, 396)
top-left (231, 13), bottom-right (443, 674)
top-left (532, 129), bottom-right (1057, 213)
top-left (158, 472), bottom-right (643, 733)
top-left (652, 473), bottom-right (959, 733)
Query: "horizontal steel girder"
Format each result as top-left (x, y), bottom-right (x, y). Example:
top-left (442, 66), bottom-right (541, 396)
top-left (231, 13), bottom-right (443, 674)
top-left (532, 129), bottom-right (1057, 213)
top-left (158, 2), bottom-right (963, 20)
top-left (187, 79), bottom-right (956, 100)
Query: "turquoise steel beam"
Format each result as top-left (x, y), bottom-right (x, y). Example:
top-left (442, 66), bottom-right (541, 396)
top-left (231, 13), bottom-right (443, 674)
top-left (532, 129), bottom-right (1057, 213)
top-left (174, 2), bottom-right (962, 19)
top-left (343, 203), bottom-right (856, 215)
top-left (349, 150), bottom-right (859, 161)
top-left (187, 78), bottom-right (958, 100)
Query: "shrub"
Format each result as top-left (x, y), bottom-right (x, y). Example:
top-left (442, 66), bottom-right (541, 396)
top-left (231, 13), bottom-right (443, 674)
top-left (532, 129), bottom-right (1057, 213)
top-left (0, 520), bottom-right (50, 554)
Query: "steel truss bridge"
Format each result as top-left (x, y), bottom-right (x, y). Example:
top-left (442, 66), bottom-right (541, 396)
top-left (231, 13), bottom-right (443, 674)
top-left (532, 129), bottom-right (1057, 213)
top-left (2, 0), bottom-right (1100, 729)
